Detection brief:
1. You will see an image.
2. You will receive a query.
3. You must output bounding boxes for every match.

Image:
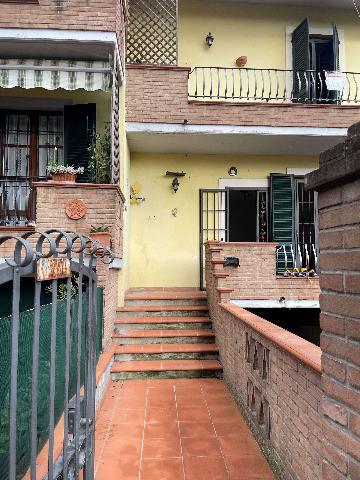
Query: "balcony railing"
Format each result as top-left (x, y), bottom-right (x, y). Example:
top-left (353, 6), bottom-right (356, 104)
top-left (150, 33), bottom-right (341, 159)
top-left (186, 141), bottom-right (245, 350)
top-left (0, 180), bottom-right (35, 227)
top-left (188, 67), bottom-right (360, 104)
top-left (276, 242), bottom-right (318, 276)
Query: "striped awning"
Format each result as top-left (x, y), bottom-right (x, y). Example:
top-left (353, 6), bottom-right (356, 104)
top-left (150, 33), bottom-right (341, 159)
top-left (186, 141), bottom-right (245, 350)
top-left (0, 59), bottom-right (111, 91)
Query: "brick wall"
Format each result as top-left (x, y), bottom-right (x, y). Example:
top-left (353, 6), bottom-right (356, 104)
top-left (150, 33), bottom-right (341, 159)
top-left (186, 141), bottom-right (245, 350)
top-left (126, 66), bottom-right (360, 129)
top-left (207, 286), bottom-right (322, 480)
top-left (0, 182), bottom-right (125, 348)
top-left (306, 123), bottom-right (360, 479)
top-left (0, 0), bottom-right (127, 67)
top-left (205, 242), bottom-right (320, 302)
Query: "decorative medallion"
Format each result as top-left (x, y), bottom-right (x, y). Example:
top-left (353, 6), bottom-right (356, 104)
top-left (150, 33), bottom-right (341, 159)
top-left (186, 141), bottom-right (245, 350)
top-left (65, 198), bottom-right (87, 220)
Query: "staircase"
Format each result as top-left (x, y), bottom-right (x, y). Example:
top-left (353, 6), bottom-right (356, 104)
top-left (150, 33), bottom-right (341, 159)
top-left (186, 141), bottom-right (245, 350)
top-left (111, 289), bottom-right (222, 380)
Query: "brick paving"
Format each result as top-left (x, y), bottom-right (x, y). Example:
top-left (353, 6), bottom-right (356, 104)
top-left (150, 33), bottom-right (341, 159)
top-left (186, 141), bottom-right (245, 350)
top-left (95, 378), bottom-right (275, 480)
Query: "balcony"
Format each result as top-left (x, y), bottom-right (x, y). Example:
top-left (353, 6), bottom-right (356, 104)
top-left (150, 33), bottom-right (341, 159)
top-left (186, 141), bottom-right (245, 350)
top-left (188, 67), bottom-right (360, 104)
top-left (126, 64), bottom-right (360, 156)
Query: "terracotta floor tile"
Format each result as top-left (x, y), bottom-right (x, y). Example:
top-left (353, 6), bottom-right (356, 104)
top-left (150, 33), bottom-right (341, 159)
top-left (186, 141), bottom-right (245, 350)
top-left (182, 436), bottom-right (222, 458)
top-left (209, 406), bottom-right (243, 421)
top-left (95, 458), bottom-right (140, 480)
top-left (146, 407), bottom-right (177, 423)
top-left (140, 458), bottom-right (184, 480)
top-left (147, 396), bottom-right (176, 409)
top-left (110, 421), bottom-right (144, 439)
top-left (112, 408), bottom-right (145, 424)
top-left (178, 406), bottom-right (210, 422)
top-left (117, 396), bottom-right (147, 409)
top-left (218, 433), bottom-right (260, 457)
top-left (179, 421), bottom-right (215, 438)
top-left (213, 419), bottom-right (248, 437)
top-left (142, 437), bottom-right (182, 459)
top-left (183, 455), bottom-right (229, 480)
top-left (144, 421), bottom-right (179, 439)
top-left (103, 437), bottom-right (143, 460)
top-left (226, 454), bottom-right (274, 479)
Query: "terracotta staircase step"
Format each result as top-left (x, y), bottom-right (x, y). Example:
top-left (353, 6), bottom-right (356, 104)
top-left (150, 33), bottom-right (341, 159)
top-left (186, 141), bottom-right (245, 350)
top-left (111, 359), bottom-right (222, 379)
top-left (113, 329), bottom-right (215, 338)
top-left (117, 305), bottom-right (209, 316)
top-left (115, 343), bottom-right (219, 354)
top-left (115, 316), bottom-right (211, 324)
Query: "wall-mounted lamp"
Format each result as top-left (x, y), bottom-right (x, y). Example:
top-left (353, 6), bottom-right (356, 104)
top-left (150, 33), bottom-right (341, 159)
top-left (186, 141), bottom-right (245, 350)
top-left (172, 177), bottom-right (180, 193)
top-left (205, 32), bottom-right (215, 48)
top-left (165, 171), bottom-right (186, 193)
top-left (228, 166), bottom-right (238, 177)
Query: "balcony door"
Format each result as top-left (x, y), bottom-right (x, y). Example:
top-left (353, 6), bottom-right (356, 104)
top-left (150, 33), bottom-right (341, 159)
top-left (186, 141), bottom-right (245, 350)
top-left (292, 18), bottom-right (339, 102)
top-left (0, 111), bottom-right (63, 226)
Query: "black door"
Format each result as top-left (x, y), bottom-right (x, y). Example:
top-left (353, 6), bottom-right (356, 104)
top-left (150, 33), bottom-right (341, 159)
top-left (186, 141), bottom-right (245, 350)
top-left (228, 189), bottom-right (268, 242)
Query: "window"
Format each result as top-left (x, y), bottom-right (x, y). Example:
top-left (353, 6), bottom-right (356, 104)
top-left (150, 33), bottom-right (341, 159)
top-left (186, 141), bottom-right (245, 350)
top-left (291, 19), bottom-right (340, 103)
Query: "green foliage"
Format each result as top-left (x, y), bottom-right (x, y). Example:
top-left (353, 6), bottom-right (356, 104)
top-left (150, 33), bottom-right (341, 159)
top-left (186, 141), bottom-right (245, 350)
top-left (90, 225), bottom-right (110, 233)
top-left (88, 123), bottom-right (112, 184)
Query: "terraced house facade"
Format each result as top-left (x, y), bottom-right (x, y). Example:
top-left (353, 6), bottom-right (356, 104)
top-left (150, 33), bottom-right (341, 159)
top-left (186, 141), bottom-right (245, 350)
top-left (0, 0), bottom-right (359, 479)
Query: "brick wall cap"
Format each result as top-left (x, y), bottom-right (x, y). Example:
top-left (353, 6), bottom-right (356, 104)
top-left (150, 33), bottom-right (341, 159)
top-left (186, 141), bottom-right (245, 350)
top-left (217, 287), bottom-right (234, 293)
top-left (0, 226), bottom-right (35, 232)
top-left (220, 302), bottom-right (321, 373)
top-left (126, 64), bottom-right (191, 73)
top-left (32, 181), bottom-right (126, 202)
top-left (189, 99), bottom-right (360, 110)
top-left (219, 241), bottom-right (279, 246)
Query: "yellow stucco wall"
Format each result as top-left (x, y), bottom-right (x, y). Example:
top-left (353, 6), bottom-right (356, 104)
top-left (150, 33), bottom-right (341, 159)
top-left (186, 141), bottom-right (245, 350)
top-left (178, 0), bottom-right (360, 72)
top-left (129, 153), bottom-right (319, 288)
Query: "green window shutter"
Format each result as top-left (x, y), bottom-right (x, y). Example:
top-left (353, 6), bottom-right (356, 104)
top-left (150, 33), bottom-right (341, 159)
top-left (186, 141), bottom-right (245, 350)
top-left (332, 23), bottom-right (340, 70)
top-left (270, 174), bottom-right (295, 272)
top-left (292, 18), bottom-right (310, 102)
top-left (64, 103), bottom-right (96, 183)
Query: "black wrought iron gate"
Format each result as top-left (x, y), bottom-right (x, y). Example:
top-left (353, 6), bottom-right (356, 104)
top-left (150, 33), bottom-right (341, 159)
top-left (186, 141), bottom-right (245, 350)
top-left (199, 189), bottom-right (228, 290)
top-left (0, 230), bottom-right (113, 480)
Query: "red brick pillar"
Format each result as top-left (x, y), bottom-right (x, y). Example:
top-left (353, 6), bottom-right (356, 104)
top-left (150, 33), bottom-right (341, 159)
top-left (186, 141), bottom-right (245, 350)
top-left (306, 123), bottom-right (360, 479)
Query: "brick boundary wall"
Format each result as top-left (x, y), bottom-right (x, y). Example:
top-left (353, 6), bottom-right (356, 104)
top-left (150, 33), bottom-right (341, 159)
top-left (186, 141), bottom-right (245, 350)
top-left (0, 182), bottom-right (125, 349)
top-left (206, 285), bottom-right (322, 480)
top-left (205, 242), bottom-right (320, 302)
top-left (306, 123), bottom-right (360, 479)
top-left (126, 66), bottom-right (360, 128)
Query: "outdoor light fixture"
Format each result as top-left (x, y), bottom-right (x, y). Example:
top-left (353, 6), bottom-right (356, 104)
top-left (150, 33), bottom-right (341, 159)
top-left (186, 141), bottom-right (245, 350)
top-left (205, 32), bottom-right (215, 48)
top-left (228, 166), bottom-right (237, 176)
top-left (172, 177), bottom-right (180, 193)
top-left (165, 171), bottom-right (186, 193)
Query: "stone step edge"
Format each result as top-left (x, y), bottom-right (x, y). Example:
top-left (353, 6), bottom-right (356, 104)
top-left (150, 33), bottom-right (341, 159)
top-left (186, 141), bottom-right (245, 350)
top-left (117, 305), bottom-right (209, 312)
top-left (114, 344), bottom-right (219, 354)
top-left (111, 331), bottom-right (216, 339)
top-left (114, 316), bottom-right (211, 324)
top-left (111, 361), bottom-right (222, 373)
top-left (124, 294), bottom-right (207, 301)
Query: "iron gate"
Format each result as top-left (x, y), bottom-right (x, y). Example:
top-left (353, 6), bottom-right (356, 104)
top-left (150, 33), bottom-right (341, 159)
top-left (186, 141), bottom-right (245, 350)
top-left (0, 229), bottom-right (113, 480)
top-left (199, 189), bottom-right (228, 290)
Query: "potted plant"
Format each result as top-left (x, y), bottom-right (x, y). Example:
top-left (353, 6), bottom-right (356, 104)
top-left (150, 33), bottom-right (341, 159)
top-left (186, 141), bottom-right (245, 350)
top-left (88, 124), bottom-right (111, 184)
top-left (90, 225), bottom-right (112, 248)
top-left (47, 162), bottom-right (84, 182)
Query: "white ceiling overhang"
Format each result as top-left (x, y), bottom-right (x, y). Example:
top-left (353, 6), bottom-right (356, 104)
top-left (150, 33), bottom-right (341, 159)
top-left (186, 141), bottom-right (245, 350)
top-left (126, 123), bottom-right (347, 156)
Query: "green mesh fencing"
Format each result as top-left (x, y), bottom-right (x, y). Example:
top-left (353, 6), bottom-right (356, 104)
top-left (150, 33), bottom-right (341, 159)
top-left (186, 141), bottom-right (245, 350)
top-left (0, 287), bottom-right (104, 480)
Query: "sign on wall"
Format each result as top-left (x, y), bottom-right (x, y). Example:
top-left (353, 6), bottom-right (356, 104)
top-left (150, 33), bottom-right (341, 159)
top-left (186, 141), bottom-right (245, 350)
top-left (36, 258), bottom-right (71, 281)
top-left (325, 71), bottom-right (345, 92)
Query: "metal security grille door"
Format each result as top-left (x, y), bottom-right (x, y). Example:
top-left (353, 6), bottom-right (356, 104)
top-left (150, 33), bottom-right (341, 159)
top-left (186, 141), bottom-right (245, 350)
top-left (199, 189), bottom-right (228, 290)
top-left (0, 230), bottom-right (113, 480)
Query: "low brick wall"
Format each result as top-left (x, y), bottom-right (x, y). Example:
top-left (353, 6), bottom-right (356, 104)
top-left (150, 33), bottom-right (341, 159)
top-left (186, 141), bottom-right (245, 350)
top-left (207, 286), bottom-right (322, 480)
top-left (0, 182), bottom-right (125, 348)
top-left (205, 242), bottom-right (320, 302)
top-left (126, 65), bottom-right (360, 129)
top-left (306, 122), bottom-right (360, 479)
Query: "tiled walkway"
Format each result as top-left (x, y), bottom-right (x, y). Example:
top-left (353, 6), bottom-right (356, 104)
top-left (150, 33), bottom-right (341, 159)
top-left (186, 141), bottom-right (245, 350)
top-left (95, 378), bottom-right (275, 480)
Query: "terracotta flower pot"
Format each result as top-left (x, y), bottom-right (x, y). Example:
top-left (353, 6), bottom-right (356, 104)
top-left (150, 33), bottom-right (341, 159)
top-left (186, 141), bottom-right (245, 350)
top-left (50, 172), bottom-right (76, 182)
top-left (90, 231), bottom-right (111, 248)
